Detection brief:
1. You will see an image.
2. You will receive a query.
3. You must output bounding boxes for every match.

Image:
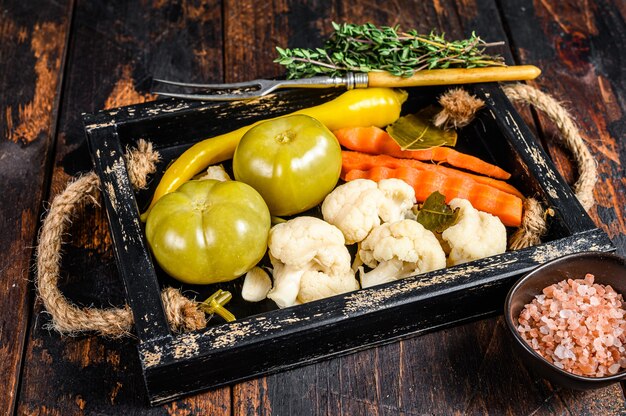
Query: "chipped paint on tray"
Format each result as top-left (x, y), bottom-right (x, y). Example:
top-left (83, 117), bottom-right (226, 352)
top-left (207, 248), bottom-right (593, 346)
top-left (208, 315), bottom-right (294, 348)
top-left (142, 345), bottom-right (163, 368)
top-left (208, 321), bottom-right (255, 349)
top-left (172, 334), bottom-right (200, 359)
top-left (530, 236), bottom-right (604, 263)
top-left (503, 110), bottom-right (560, 199)
top-left (104, 182), bottom-right (117, 212)
top-left (85, 119), bottom-right (117, 130)
top-left (102, 155), bottom-right (140, 247)
top-left (176, 312), bottom-right (313, 351)
top-left (343, 258), bottom-right (517, 315)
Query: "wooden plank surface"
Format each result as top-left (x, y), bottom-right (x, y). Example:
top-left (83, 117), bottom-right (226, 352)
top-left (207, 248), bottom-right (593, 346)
top-left (6, 0), bottom-right (626, 414)
top-left (497, 0), bottom-right (626, 257)
top-left (15, 1), bottom-right (230, 414)
top-left (0, 1), bottom-right (72, 415)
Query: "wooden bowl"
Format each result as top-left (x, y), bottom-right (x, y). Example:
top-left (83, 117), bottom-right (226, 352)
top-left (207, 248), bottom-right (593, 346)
top-left (504, 251), bottom-right (626, 389)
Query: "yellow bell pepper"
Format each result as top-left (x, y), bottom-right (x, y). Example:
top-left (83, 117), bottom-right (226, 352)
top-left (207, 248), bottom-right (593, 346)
top-left (141, 87), bottom-right (408, 220)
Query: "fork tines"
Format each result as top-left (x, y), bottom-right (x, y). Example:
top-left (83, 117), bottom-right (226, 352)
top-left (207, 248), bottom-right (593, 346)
top-left (152, 78), bottom-right (267, 101)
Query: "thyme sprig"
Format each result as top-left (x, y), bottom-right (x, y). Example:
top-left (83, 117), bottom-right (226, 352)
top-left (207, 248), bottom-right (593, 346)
top-left (275, 22), bottom-right (506, 79)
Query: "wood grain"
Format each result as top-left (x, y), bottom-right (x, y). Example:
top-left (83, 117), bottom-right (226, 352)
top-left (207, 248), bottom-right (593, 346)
top-left (498, 0), bottom-right (626, 257)
top-left (16, 0), bottom-right (229, 414)
top-left (0, 1), bottom-right (72, 415)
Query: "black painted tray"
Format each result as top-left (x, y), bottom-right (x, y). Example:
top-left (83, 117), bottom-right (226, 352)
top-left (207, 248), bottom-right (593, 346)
top-left (83, 84), bottom-right (614, 405)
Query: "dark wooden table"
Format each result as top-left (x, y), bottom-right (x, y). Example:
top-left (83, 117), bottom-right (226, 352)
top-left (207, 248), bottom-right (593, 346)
top-left (2, 1), bottom-right (625, 415)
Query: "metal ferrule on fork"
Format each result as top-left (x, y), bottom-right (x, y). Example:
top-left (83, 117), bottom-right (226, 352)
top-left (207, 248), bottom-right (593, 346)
top-left (317, 72), bottom-right (369, 90)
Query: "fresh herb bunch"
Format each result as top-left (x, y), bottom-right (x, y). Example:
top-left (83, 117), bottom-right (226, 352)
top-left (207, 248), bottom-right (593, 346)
top-left (275, 22), bottom-right (505, 79)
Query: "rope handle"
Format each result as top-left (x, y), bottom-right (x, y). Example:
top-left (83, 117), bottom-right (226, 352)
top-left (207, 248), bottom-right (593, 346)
top-left (35, 85), bottom-right (597, 337)
top-left (503, 84), bottom-right (597, 249)
top-left (36, 141), bottom-right (206, 337)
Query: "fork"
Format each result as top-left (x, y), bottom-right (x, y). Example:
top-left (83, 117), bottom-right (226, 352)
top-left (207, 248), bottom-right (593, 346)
top-left (153, 65), bottom-right (541, 101)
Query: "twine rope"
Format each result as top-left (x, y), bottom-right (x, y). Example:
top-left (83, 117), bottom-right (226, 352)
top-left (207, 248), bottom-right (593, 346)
top-left (502, 84), bottom-right (597, 249)
top-left (36, 140), bottom-right (206, 337)
top-left (36, 84), bottom-right (597, 337)
top-left (502, 84), bottom-right (597, 210)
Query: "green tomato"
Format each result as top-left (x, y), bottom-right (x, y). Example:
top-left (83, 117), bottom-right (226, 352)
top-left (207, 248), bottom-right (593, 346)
top-left (145, 179), bottom-right (270, 285)
top-left (233, 114), bottom-right (342, 216)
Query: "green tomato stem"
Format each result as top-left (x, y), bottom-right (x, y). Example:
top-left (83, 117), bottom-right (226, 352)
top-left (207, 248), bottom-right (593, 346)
top-left (199, 289), bottom-right (236, 322)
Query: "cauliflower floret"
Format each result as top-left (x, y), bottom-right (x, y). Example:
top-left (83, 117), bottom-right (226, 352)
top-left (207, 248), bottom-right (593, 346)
top-left (441, 198), bottom-right (506, 266)
top-left (267, 216), bottom-right (359, 308)
top-left (322, 178), bottom-right (416, 244)
top-left (358, 220), bottom-right (446, 288)
top-left (299, 270), bottom-right (360, 303)
top-left (269, 216), bottom-right (345, 267)
top-left (321, 179), bottom-right (383, 244)
top-left (267, 262), bottom-right (306, 308)
top-left (377, 179), bottom-right (417, 222)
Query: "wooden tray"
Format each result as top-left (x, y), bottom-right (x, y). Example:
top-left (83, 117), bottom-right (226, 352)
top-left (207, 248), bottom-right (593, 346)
top-left (83, 83), bottom-right (614, 405)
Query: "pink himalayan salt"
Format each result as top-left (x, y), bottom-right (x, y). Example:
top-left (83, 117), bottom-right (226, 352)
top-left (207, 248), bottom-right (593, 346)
top-left (517, 273), bottom-right (626, 377)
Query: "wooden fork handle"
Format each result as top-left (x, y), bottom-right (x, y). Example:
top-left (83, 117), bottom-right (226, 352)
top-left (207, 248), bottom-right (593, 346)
top-left (367, 65), bottom-right (541, 87)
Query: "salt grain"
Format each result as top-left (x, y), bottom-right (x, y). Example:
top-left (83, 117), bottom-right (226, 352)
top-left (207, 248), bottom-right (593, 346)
top-left (593, 338), bottom-right (604, 351)
top-left (609, 363), bottom-right (621, 374)
top-left (517, 274), bottom-right (626, 378)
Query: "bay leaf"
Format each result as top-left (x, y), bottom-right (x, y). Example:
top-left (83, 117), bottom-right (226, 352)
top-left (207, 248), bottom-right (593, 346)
top-left (416, 191), bottom-right (459, 233)
top-left (386, 106), bottom-right (457, 150)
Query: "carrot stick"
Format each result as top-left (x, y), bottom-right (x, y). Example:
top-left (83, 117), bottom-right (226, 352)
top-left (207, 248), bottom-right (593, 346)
top-left (345, 166), bottom-right (523, 227)
top-left (333, 126), bottom-right (511, 180)
top-left (341, 151), bottom-right (523, 198)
